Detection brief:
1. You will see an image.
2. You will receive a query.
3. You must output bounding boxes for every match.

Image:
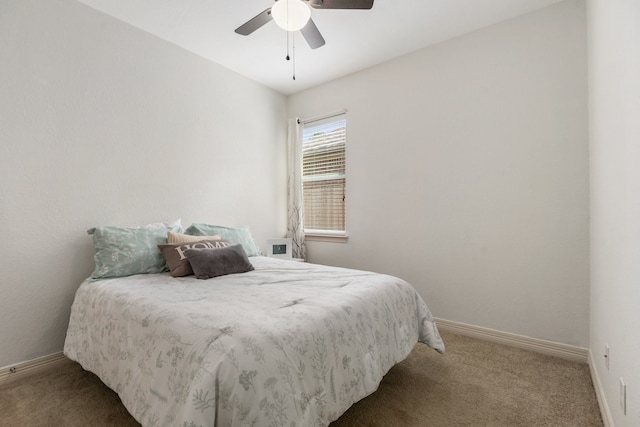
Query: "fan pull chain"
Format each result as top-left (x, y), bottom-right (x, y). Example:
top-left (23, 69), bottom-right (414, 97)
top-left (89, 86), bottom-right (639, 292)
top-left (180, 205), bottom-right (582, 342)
top-left (292, 32), bottom-right (296, 80)
top-left (285, 0), bottom-right (291, 61)
top-left (281, 0), bottom-right (295, 81)
top-left (285, 31), bottom-right (296, 81)
top-left (286, 32), bottom-right (290, 61)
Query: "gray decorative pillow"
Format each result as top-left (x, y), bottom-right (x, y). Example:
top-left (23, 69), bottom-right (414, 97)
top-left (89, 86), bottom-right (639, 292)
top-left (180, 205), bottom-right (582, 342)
top-left (158, 240), bottom-right (231, 277)
top-left (184, 244), bottom-right (254, 279)
top-left (185, 224), bottom-right (262, 257)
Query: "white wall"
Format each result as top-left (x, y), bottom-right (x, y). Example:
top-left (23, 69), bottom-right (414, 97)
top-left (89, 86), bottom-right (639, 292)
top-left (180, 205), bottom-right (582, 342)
top-left (0, 0), bottom-right (287, 368)
top-left (588, 0), bottom-right (640, 425)
top-left (288, 0), bottom-right (589, 347)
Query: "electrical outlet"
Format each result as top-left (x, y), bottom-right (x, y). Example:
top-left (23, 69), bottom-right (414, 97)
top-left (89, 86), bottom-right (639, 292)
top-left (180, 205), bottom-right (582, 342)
top-left (620, 377), bottom-right (626, 415)
top-left (605, 344), bottom-right (610, 370)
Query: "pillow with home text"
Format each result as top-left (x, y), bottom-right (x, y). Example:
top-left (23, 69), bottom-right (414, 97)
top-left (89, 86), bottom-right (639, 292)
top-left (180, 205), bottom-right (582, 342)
top-left (158, 239), bottom-right (231, 277)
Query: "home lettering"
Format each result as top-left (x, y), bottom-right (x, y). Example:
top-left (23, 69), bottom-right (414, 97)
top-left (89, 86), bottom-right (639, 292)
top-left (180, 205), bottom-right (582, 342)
top-left (174, 241), bottom-right (230, 260)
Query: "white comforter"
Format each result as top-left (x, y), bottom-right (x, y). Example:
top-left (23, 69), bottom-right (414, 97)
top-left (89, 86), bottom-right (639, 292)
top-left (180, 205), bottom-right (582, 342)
top-left (64, 257), bottom-right (444, 427)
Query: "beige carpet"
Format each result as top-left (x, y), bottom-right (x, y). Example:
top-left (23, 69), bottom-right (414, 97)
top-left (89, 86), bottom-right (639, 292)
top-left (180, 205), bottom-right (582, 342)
top-left (0, 332), bottom-right (603, 426)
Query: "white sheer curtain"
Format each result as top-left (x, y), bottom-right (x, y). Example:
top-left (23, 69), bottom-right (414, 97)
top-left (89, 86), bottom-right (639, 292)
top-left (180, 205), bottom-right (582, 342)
top-left (286, 118), bottom-right (307, 260)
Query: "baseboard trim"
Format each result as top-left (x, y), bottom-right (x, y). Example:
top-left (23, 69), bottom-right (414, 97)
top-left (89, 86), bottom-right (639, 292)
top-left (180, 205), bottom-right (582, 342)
top-left (0, 351), bottom-right (68, 386)
top-left (435, 318), bottom-right (589, 363)
top-left (588, 350), bottom-right (615, 427)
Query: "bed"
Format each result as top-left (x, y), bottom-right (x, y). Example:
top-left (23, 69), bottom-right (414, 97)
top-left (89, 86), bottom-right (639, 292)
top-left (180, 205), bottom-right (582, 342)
top-left (64, 224), bottom-right (444, 427)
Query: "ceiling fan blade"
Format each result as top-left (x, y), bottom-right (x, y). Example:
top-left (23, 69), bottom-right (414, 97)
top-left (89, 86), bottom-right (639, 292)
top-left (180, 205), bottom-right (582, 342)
top-left (300, 18), bottom-right (325, 49)
top-left (308, 0), bottom-right (374, 9)
top-left (235, 8), bottom-right (273, 35)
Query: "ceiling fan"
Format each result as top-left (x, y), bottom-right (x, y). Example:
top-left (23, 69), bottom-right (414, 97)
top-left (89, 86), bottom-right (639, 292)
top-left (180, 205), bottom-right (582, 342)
top-left (235, 0), bottom-right (374, 50)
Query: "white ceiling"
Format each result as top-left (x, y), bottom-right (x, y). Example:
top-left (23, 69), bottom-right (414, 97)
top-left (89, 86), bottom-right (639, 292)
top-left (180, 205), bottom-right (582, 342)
top-left (77, 0), bottom-right (564, 95)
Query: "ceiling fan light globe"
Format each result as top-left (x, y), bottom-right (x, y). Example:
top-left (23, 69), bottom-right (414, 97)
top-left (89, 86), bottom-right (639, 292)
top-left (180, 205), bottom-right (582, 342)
top-left (271, 0), bottom-right (311, 32)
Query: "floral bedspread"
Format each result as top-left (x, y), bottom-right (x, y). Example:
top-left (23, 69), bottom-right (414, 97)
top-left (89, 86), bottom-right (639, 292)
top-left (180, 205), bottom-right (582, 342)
top-left (64, 257), bottom-right (444, 427)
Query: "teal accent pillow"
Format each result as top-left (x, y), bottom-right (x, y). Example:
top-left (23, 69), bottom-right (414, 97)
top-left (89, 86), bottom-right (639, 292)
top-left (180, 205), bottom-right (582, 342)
top-left (185, 224), bottom-right (262, 257)
top-left (91, 226), bottom-right (170, 279)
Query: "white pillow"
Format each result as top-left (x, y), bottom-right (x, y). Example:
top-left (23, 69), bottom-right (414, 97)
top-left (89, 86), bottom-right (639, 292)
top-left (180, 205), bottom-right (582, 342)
top-left (168, 231), bottom-right (221, 244)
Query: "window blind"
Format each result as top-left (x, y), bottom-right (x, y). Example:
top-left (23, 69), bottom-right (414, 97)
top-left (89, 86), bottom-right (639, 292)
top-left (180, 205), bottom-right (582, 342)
top-left (302, 117), bottom-right (346, 233)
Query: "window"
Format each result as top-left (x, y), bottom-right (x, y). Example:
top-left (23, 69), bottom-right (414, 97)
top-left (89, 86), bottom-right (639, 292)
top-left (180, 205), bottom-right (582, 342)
top-left (301, 114), bottom-right (347, 237)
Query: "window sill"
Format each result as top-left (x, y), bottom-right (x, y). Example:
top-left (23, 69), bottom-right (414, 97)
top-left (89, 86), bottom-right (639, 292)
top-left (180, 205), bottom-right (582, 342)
top-left (305, 233), bottom-right (349, 243)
